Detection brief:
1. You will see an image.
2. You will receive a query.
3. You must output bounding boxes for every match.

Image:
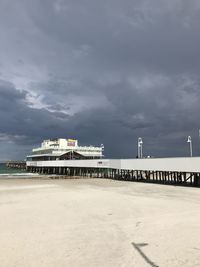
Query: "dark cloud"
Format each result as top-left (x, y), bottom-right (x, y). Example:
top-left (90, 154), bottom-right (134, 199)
top-left (0, 0), bottom-right (200, 160)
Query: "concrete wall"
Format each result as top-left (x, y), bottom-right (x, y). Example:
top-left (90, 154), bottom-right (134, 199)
top-left (27, 159), bottom-right (111, 169)
top-left (120, 157), bottom-right (200, 172)
top-left (27, 157), bottom-right (200, 172)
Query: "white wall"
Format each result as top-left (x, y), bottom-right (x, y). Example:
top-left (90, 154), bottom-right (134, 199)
top-left (27, 159), bottom-right (110, 168)
top-left (120, 157), bottom-right (200, 172)
top-left (27, 157), bottom-right (200, 172)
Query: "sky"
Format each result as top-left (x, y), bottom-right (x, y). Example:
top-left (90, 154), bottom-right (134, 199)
top-left (1, 0), bottom-right (200, 160)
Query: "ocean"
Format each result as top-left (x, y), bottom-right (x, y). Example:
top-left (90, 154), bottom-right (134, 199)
top-left (0, 163), bottom-right (33, 177)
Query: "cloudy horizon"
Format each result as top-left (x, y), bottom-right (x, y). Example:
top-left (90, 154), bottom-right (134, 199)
top-left (1, 0), bottom-right (200, 161)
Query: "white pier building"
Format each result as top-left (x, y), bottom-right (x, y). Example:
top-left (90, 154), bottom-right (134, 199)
top-left (27, 138), bottom-right (104, 161)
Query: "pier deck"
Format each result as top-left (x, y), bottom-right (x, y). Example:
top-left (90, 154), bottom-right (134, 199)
top-left (27, 157), bottom-right (200, 187)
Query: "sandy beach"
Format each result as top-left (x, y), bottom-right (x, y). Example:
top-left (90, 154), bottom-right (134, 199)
top-left (0, 177), bottom-right (200, 267)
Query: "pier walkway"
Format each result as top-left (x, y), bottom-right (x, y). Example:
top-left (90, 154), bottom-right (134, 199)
top-left (26, 157), bottom-right (200, 187)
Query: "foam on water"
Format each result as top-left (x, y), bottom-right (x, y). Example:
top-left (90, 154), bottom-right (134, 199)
top-left (0, 173), bottom-right (39, 176)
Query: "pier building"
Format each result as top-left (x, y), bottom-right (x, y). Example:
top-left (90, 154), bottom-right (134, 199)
top-left (23, 138), bottom-right (200, 187)
top-left (26, 138), bottom-right (104, 161)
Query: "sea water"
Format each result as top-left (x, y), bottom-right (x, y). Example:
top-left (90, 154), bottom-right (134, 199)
top-left (0, 163), bottom-right (36, 177)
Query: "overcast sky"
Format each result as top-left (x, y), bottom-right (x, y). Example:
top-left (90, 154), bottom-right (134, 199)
top-left (1, 0), bottom-right (200, 160)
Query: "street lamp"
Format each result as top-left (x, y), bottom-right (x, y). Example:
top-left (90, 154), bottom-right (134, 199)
top-left (138, 137), bottom-right (143, 158)
top-left (187, 136), bottom-right (193, 157)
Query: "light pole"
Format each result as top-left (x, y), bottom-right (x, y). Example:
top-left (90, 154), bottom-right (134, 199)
top-left (187, 136), bottom-right (193, 157)
top-left (138, 137), bottom-right (143, 158)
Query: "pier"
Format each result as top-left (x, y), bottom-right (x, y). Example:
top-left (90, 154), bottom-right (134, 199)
top-left (6, 161), bottom-right (26, 170)
top-left (26, 157), bottom-right (200, 187)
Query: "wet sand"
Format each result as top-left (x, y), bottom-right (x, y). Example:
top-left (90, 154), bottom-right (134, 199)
top-left (0, 177), bottom-right (200, 267)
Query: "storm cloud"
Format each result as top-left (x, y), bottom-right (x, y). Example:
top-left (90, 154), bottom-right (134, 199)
top-left (1, 0), bottom-right (200, 160)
